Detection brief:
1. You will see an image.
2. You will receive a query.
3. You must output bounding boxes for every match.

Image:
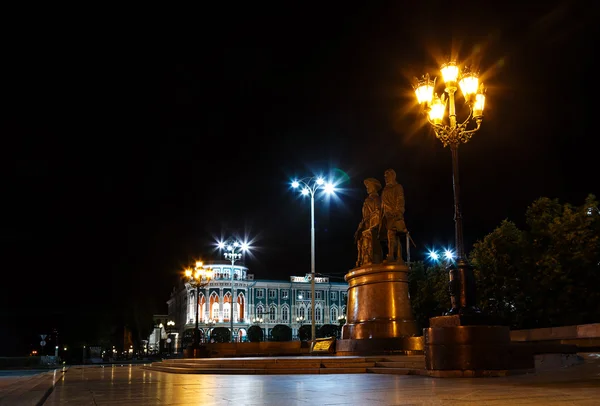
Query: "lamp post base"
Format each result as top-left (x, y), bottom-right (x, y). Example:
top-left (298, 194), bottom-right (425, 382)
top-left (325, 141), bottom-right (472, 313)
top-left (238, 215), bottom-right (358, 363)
top-left (183, 343), bottom-right (208, 358)
top-left (446, 259), bottom-right (480, 315)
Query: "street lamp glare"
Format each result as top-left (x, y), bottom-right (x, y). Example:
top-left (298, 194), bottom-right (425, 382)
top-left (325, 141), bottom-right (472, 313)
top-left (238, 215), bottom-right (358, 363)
top-left (429, 250), bottom-right (439, 261)
top-left (316, 177), bottom-right (324, 185)
top-left (444, 249), bottom-right (455, 260)
top-left (291, 180), bottom-right (300, 188)
top-left (459, 71), bottom-right (479, 98)
top-left (301, 188), bottom-right (309, 196)
top-left (323, 182), bottom-right (335, 194)
top-left (440, 61), bottom-right (459, 84)
top-left (429, 94), bottom-right (445, 124)
top-left (414, 74), bottom-right (435, 105)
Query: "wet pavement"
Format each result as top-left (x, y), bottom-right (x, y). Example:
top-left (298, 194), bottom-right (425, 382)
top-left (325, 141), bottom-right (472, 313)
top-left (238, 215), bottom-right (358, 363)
top-left (2, 354), bottom-right (599, 405)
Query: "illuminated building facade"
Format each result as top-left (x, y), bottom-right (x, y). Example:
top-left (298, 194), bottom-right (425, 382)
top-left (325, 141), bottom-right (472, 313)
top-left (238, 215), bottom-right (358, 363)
top-left (162, 260), bottom-right (348, 345)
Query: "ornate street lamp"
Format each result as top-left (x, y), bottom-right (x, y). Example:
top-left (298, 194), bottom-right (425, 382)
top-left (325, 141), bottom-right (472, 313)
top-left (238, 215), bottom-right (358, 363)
top-left (206, 319), bottom-right (215, 343)
top-left (158, 323), bottom-right (163, 354)
top-left (184, 261), bottom-right (213, 349)
top-left (166, 320), bottom-right (175, 355)
top-left (218, 238), bottom-right (251, 343)
top-left (290, 176), bottom-right (336, 343)
top-left (413, 60), bottom-right (487, 315)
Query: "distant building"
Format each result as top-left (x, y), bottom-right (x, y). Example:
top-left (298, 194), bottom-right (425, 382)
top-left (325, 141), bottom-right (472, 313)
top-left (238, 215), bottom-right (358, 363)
top-left (150, 260), bottom-right (348, 350)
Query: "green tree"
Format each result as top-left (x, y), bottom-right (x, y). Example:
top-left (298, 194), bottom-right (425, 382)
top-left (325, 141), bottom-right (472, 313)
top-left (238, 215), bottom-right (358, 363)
top-left (469, 194), bottom-right (600, 329)
top-left (297, 325), bottom-right (311, 341)
top-left (210, 327), bottom-right (231, 343)
top-left (247, 325), bottom-right (263, 342)
top-left (408, 261), bottom-right (450, 330)
top-left (470, 219), bottom-right (532, 328)
top-left (270, 324), bottom-right (292, 341)
top-left (524, 194), bottom-right (600, 326)
top-left (317, 324), bottom-right (340, 339)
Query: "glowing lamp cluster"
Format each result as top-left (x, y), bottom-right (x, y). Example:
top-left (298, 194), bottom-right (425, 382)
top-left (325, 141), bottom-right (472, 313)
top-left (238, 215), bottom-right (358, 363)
top-left (185, 261), bottom-right (214, 285)
top-left (291, 177), bottom-right (335, 196)
top-left (428, 248), bottom-right (456, 263)
top-left (413, 62), bottom-right (486, 135)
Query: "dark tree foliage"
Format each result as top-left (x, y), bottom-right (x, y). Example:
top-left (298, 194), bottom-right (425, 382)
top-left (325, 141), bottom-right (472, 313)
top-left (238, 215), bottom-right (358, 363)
top-left (317, 324), bottom-right (341, 339)
top-left (297, 325), bottom-right (311, 341)
top-left (408, 261), bottom-right (451, 330)
top-left (247, 325), bottom-right (263, 342)
top-left (210, 327), bottom-right (231, 343)
top-left (470, 194), bottom-right (600, 329)
top-left (270, 324), bottom-right (292, 341)
top-left (470, 219), bottom-right (532, 328)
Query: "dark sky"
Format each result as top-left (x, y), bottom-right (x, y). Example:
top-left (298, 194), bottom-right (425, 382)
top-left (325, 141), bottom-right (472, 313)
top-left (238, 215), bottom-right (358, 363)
top-left (2, 1), bottom-right (597, 351)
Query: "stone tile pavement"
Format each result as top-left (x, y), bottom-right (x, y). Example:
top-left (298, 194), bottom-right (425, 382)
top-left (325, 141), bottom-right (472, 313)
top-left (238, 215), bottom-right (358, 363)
top-left (2, 354), bottom-right (599, 405)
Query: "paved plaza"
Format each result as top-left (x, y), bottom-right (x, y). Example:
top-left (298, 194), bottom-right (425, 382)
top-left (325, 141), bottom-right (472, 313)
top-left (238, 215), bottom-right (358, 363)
top-left (1, 354), bottom-right (599, 405)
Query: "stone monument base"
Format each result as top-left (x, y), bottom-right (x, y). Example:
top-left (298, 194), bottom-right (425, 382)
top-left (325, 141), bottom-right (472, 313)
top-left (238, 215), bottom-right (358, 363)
top-left (336, 336), bottom-right (424, 356)
top-left (424, 315), bottom-right (534, 371)
top-left (342, 262), bottom-right (418, 340)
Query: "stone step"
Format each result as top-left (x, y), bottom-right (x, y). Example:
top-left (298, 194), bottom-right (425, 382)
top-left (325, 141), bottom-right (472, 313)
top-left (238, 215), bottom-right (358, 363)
top-left (143, 355), bottom-right (425, 375)
top-left (144, 365), bottom-right (369, 375)
top-left (374, 361), bottom-right (426, 369)
top-left (366, 367), bottom-right (424, 375)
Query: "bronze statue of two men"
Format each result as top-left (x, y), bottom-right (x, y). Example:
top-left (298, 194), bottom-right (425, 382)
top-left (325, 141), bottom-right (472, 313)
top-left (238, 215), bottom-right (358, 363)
top-left (354, 168), bottom-right (407, 267)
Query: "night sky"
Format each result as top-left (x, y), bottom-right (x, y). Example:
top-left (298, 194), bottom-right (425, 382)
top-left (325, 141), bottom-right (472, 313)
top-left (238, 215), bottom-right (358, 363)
top-left (2, 1), bottom-right (596, 353)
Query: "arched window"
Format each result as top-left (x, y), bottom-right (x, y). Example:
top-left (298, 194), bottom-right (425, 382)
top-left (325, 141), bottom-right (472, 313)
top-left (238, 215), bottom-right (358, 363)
top-left (299, 306), bottom-right (305, 319)
top-left (188, 291), bottom-right (196, 323)
top-left (269, 305), bottom-right (276, 322)
top-left (256, 304), bottom-right (265, 318)
top-left (316, 305), bottom-right (322, 322)
top-left (210, 292), bottom-right (220, 320)
top-left (223, 292), bottom-right (233, 321)
top-left (281, 306), bottom-right (289, 322)
top-left (330, 307), bottom-right (338, 322)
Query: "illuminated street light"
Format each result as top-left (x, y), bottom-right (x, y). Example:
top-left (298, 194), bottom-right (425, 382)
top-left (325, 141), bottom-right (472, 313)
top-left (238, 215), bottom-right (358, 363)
top-left (413, 60), bottom-right (487, 315)
top-left (218, 238), bottom-right (251, 343)
top-left (428, 250), bottom-right (440, 262)
top-left (166, 320), bottom-right (175, 355)
top-left (184, 261), bottom-right (213, 350)
top-left (290, 175), bottom-right (336, 343)
top-left (444, 249), bottom-right (455, 262)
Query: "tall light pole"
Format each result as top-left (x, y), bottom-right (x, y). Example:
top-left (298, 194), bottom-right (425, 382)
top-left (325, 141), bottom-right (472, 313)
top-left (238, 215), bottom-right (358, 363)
top-left (413, 60), bottom-right (487, 315)
top-left (184, 261), bottom-right (213, 350)
top-left (291, 176), bottom-right (336, 343)
top-left (218, 238), bottom-right (251, 343)
top-left (166, 320), bottom-right (175, 355)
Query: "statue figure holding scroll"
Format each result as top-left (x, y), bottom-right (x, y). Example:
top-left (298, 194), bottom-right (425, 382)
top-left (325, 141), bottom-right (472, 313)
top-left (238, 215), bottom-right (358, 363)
top-left (379, 168), bottom-right (407, 263)
top-left (354, 177), bottom-right (383, 267)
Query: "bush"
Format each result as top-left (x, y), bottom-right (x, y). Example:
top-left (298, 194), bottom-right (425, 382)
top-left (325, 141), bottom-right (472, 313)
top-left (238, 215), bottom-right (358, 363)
top-left (317, 324), bottom-right (340, 339)
top-left (297, 325), bottom-right (311, 341)
top-left (270, 324), bottom-right (292, 341)
top-left (247, 325), bottom-right (264, 342)
top-left (210, 327), bottom-right (231, 343)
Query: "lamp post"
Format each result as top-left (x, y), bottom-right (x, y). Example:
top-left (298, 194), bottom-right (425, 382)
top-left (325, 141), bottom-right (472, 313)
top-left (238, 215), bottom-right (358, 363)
top-left (218, 239), bottom-right (251, 343)
top-left (291, 176), bottom-right (336, 344)
top-left (166, 320), bottom-right (175, 355)
top-left (157, 323), bottom-right (164, 354)
top-left (184, 261), bottom-right (213, 350)
top-left (413, 61), bottom-right (487, 315)
top-left (206, 319), bottom-right (215, 343)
